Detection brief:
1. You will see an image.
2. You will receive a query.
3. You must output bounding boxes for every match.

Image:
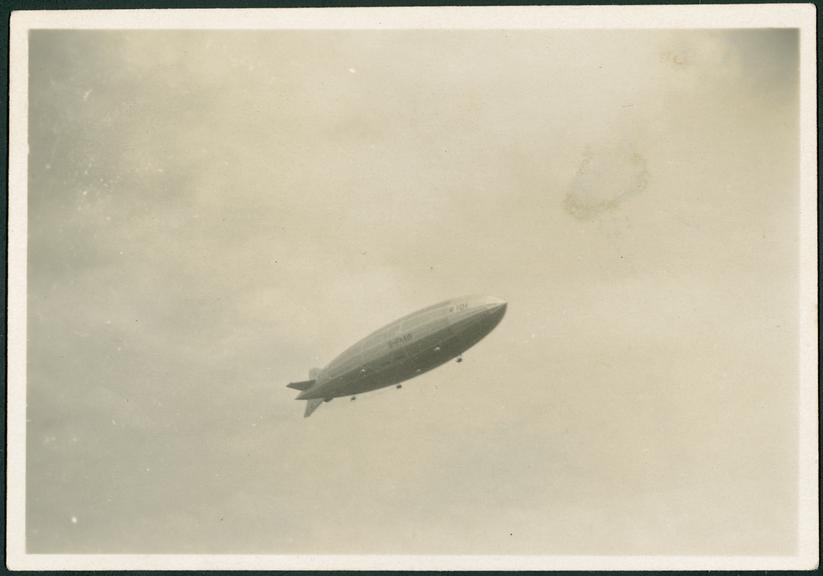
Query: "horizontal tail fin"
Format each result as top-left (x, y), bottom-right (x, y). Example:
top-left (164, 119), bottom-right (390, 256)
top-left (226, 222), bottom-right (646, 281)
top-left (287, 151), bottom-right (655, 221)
top-left (287, 379), bottom-right (315, 391)
top-left (304, 399), bottom-right (323, 418)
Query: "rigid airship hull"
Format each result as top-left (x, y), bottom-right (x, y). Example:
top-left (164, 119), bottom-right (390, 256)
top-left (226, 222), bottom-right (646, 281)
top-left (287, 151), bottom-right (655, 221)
top-left (287, 295), bottom-right (507, 417)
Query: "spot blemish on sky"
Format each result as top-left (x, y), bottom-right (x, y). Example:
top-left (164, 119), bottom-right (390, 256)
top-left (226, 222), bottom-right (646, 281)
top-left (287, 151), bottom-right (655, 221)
top-left (563, 144), bottom-right (649, 220)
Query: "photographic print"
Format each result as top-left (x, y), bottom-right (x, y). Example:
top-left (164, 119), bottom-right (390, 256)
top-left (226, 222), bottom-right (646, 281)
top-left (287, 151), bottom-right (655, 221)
top-left (6, 5), bottom-right (817, 571)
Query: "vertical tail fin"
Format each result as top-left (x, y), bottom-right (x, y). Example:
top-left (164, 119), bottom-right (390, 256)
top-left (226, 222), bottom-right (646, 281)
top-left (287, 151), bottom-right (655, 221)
top-left (304, 399), bottom-right (323, 418)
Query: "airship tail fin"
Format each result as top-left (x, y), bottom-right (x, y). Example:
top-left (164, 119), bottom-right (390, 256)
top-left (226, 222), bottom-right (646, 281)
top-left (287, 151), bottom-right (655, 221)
top-left (304, 399), bottom-right (323, 418)
top-left (287, 379), bottom-right (315, 391)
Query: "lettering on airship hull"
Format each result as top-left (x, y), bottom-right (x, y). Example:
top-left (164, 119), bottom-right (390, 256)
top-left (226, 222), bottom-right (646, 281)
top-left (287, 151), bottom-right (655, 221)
top-left (387, 333), bottom-right (413, 349)
top-left (288, 295), bottom-right (507, 417)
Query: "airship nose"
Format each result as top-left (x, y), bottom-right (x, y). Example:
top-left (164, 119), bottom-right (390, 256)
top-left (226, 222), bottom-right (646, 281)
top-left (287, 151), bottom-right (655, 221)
top-left (478, 295), bottom-right (506, 308)
top-left (484, 297), bottom-right (507, 322)
top-left (495, 300), bottom-right (507, 316)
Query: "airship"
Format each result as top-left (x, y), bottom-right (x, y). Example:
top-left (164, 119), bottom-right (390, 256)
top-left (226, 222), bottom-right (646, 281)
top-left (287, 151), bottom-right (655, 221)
top-left (287, 295), bottom-right (507, 417)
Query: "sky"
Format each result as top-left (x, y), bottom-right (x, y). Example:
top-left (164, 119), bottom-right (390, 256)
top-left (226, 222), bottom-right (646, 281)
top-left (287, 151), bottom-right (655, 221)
top-left (27, 28), bottom-right (799, 555)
